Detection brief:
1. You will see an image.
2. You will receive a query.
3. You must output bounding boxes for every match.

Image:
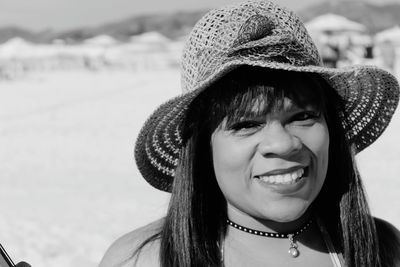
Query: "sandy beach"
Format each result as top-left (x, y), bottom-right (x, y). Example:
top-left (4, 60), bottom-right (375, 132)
top-left (0, 69), bottom-right (399, 266)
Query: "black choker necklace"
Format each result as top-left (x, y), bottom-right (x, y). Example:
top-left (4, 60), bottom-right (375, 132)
top-left (226, 218), bottom-right (313, 258)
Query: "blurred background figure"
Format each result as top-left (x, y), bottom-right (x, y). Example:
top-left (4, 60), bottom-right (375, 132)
top-left (305, 13), bottom-right (367, 67)
top-left (374, 26), bottom-right (400, 73)
top-left (378, 40), bottom-right (396, 72)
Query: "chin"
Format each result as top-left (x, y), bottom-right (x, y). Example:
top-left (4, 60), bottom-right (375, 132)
top-left (262, 203), bottom-right (311, 223)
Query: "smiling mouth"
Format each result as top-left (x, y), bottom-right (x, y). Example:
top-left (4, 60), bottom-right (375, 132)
top-left (255, 167), bottom-right (308, 185)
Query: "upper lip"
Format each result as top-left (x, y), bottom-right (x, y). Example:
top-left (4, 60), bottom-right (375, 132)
top-left (255, 165), bottom-right (306, 177)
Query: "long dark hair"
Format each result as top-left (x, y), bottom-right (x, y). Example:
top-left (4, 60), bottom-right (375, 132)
top-left (133, 67), bottom-right (381, 267)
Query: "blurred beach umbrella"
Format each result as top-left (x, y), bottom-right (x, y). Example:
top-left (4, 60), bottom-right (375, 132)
top-left (129, 31), bottom-right (171, 51)
top-left (375, 26), bottom-right (400, 45)
top-left (83, 35), bottom-right (118, 46)
top-left (130, 32), bottom-right (170, 44)
top-left (305, 13), bottom-right (367, 33)
top-left (0, 37), bottom-right (35, 58)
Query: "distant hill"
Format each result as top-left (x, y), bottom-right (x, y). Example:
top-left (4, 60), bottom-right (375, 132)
top-left (0, 27), bottom-right (43, 43)
top-left (0, 1), bottom-right (399, 44)
top-left (0, 10), bottom-right (206, 44)
top-left (54, 10), bottom-right (206, 43)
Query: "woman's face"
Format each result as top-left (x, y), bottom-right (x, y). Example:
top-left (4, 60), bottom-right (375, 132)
top-left (211, 85), bottom-right (329, 224)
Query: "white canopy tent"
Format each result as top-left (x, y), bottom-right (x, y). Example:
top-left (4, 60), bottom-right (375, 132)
top-left (305, 13), bottom-right (367, 33)
top-left (375, 26), bottom-right (400, 45)
top-left (83, 35), bottom-right (118, 46)
top-left (130, 31), bottom-right (170, 44)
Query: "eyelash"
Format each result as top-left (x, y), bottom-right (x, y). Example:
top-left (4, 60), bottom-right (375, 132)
top-left (291, 111), bottom-right (321, 122)
top-left (229, 121), bottom-right (262, 131)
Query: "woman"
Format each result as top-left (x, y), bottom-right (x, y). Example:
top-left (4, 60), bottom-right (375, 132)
top-left (100, 1), bottom-right (400, 266)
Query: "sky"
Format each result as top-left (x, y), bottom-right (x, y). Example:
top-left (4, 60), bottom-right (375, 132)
top-left (0, 0), bottom-right (399, 31)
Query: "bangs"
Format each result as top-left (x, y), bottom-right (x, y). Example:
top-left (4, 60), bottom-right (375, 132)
top-left (184, 67), bottom-right (329, 139)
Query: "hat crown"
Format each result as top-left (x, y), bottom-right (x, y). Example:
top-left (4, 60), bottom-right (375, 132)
top-left (181, 0), bottom-right (322, 93)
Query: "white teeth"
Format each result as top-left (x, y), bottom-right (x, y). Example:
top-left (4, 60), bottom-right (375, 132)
top-left (284, 174), bottom-right (292, 183)
top-left (258, 168), bottom-right (305, 185)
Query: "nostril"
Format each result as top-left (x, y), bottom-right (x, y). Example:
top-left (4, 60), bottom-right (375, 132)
top-left (258, 130), bottom-right (302, 157)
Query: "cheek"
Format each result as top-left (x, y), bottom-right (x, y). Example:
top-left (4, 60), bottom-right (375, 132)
top-left (316, 124), bottom-right (329, 167)
top-left (211, 132), bottom-right (255, 190)
top-left (298, 119), bottom-right (329, 155)
top-left (302, 122), bottom-right (330, 180)
top-left (212, 134), bottom-right (241, 176)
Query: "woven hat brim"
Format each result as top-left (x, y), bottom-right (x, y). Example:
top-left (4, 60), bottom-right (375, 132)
top-left (135, 91), bottom-right (198, 192)
top-left (135, 61), bottom-right (399, 192)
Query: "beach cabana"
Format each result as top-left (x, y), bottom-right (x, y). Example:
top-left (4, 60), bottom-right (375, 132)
top-left (305, 13), bottom-right (367, 33)
top-left (375, 26), bottom-right (400, 45)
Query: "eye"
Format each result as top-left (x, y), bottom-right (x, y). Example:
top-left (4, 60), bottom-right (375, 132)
top-left (290, 111), bottom-right (321, 126)
top-left (228, 120), bottom-right (263, 133)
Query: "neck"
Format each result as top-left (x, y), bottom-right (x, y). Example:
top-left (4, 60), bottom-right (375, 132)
top-left (227, 218), bottom-right (313, 238)
top-left (223, 211), bottom-right (329, 261)
top-left (226, 206), bottom-right (314, 234)
top-left (223, 219), bottom-right (332, 266)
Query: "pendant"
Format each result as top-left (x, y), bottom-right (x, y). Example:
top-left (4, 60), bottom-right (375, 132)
top-left (287, 234), bottom-right (299, 258)
top-left (288, 246), bottom-right (299, 257)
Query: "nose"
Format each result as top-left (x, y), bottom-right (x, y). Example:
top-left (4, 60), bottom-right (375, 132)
top-left (257, 122), bottom-right (302, 157)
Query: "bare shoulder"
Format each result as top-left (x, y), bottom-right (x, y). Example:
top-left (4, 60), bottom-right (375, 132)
top-left (99, 219), bottom-right (164, 267)
top-left (374, 217), bottom-right (400, 266)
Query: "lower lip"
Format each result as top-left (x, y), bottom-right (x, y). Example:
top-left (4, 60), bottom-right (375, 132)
top-left (255, 171), bottom-right (308, 194)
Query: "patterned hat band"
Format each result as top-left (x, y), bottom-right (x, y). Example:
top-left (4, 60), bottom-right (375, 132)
top-left (134, 0), bottom-right (400, 192)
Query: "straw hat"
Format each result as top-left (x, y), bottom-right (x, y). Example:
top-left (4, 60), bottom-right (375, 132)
top-left (134, 0), bottom-right (399, 192)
